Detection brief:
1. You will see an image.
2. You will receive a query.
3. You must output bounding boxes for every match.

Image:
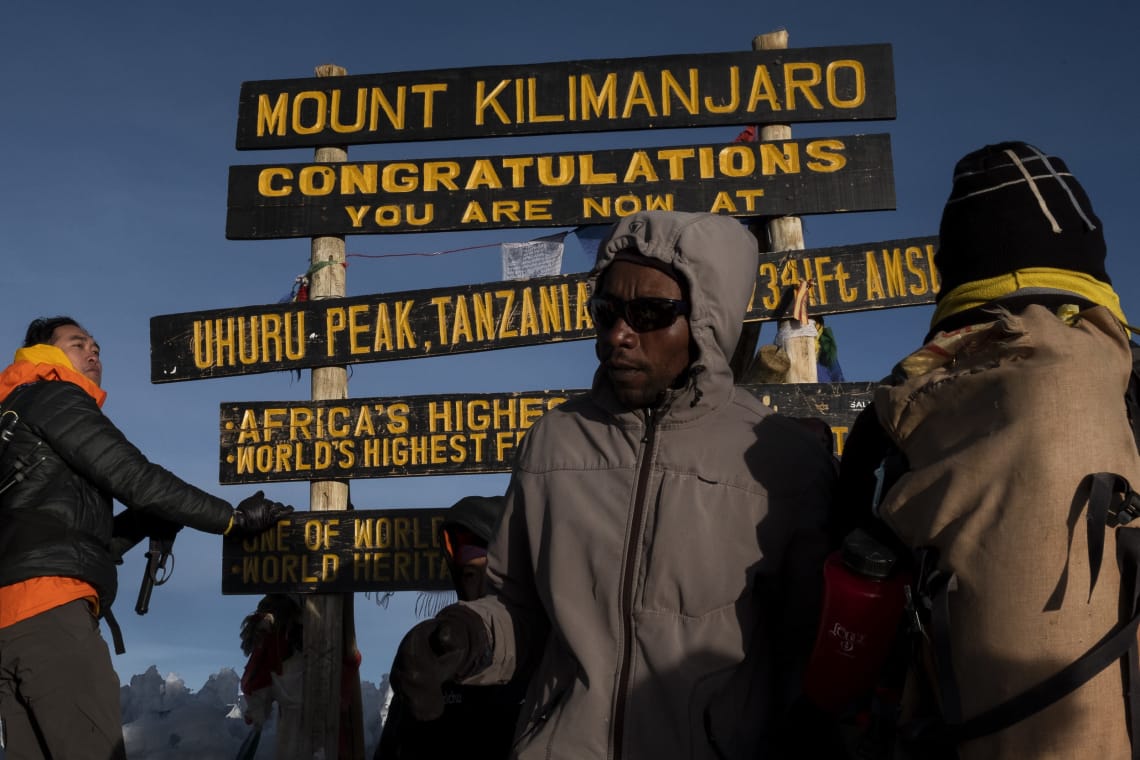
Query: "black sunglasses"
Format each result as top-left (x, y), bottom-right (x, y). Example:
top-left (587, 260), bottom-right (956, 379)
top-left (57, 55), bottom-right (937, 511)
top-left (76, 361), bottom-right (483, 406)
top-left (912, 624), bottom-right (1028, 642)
top-left (587, 294), bottom-right (691, 332)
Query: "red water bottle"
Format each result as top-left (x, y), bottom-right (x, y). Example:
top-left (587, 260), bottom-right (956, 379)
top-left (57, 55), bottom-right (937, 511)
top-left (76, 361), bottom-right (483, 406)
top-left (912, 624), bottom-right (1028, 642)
top-left (802, 529), bottom-right (910, 714)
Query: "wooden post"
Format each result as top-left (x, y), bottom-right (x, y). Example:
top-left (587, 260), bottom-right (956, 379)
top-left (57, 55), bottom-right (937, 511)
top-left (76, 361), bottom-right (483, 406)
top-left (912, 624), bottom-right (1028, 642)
top-left (752, 30), bottom-right (816, 384)
top-left (296, 63), bottom-right (362, 760)
top-left (730, 30), bottom-right (786, 381)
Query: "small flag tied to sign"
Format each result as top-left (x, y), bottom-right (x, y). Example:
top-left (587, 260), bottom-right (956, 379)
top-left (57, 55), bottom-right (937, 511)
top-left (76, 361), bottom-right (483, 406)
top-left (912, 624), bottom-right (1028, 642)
top-left (502, 234), bottom-right (566, 280)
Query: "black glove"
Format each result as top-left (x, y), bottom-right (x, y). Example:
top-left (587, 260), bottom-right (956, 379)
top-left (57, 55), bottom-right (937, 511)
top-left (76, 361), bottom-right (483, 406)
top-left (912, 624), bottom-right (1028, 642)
top-left (390, 605), bottom-right (489, 721)
top-left (113, 511), bottom-right (183, 546)
top-left (229, 490), bottom-right (294, 537)
top-left (110, 511), bottom-right (184, 560)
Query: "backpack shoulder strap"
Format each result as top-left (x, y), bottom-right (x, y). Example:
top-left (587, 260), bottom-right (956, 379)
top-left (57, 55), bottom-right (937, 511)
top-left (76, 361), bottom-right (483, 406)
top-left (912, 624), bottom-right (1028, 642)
top-left (1125, 342), bottom-right (1140, 453)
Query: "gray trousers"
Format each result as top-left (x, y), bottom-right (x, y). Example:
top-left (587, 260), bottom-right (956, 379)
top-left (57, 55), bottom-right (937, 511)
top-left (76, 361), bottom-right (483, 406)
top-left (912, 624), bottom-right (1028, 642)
top-left (0, 599), bottom-right (125, 760)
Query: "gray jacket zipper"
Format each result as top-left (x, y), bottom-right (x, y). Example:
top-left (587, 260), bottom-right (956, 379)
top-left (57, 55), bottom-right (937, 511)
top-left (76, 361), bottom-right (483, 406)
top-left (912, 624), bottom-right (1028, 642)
top-left (610, 407), bottom-right (659, 759)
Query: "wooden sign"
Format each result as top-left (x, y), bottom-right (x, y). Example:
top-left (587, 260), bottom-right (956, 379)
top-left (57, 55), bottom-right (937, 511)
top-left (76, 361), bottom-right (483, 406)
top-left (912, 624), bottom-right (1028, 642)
top-left (225, 133), bottom-right (895, 239)
top-left (220, 383), bottom-right (875, 593)
top-left (152, 272), bottom-right (594, 383)
top-left (151, 236), bottom-right (937, 383)
top-left (235, 44), bottom-right (896, 150)
top-left (222, 507), bottom-right (452, 594)
top-left (744, 381), bottom-right (874, 457)
top-left (753, 235), bottom-right (939, 317)
top-left (219, 390), bottom-right (571, 484)
top-left (217, 382), bottom-right (873, 484)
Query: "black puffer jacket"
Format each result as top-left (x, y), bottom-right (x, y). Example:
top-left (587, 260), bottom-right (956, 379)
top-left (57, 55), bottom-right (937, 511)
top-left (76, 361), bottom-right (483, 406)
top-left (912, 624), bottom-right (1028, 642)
top-left (0, 380), bottom-right (234, 610)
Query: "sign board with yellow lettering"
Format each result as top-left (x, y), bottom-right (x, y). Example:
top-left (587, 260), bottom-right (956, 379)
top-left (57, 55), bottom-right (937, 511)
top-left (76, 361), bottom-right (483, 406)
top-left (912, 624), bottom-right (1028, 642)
top-left (235, 44), bottom-right (895, 150)
top-left (151, 236), bottom-right (937, 383)
top-left (221, 507), bottom-right (452, 594)
top-left (220, 391), bottom-right (571, 484)
top-left (225, 134), bottom-right (894, 239)
top-left (220, 378), bottom-right (871, 593)
top-left (745, 380), bottom-right (873, 458)
top-left (218, 382), bottom-right (872, 484)
top-left (753, 235), bottom-right (939, 316)
top-left (151, 272), bottom-right (594, 383)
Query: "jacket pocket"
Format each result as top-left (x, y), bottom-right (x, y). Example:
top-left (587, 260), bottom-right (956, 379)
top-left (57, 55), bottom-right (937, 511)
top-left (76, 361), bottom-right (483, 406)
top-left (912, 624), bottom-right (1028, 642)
top-left (642, 475), bottom-right (765, 617)
top-left (690, 663), bottom-right (738, 759)
top-left (695, 651), bottom-right (776, 760)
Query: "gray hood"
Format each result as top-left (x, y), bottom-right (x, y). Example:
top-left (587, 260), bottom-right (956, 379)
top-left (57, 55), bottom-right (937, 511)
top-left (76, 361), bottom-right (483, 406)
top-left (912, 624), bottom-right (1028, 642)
top-left (592, 211), bottom-right (759, 417)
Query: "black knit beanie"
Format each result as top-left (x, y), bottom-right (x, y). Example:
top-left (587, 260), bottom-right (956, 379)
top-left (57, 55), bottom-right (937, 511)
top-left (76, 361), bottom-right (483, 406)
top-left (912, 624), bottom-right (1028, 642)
top-left (934, 141), bottom-right (1108, 301)
top-left (440, 495), bottom-right (505, 546)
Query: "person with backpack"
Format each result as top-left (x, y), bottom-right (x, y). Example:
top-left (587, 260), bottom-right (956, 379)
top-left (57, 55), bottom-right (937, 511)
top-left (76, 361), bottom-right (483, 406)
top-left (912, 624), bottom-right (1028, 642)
top-left (387, 210), bottom-right (838, 759)
top-left (237, 590), bottom-right (365, 760)
top-left (237, 593), bottom-right (305, 758)
top-left (836, 142), bottom-right (1140, 759)
top-left (0, 315), bottom-right (294, 760)
top-left (375, 495), bottom-right (527, 759)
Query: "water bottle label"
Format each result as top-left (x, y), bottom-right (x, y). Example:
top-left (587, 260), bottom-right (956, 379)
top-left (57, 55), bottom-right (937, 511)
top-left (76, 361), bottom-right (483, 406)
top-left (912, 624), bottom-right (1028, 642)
top-left (828, 622), bottom-right (866, 658)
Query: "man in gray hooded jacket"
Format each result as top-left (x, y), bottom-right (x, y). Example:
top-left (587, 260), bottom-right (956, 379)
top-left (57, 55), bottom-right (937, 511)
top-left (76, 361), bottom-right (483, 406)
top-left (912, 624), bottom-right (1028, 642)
top-left (391, 211), bottom-right (836, 758)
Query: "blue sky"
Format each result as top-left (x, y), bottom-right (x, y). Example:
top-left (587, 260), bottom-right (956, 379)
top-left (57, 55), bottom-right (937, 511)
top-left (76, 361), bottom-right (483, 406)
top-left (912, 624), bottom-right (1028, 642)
top-left (2, 0), bottom-right (1137, 693)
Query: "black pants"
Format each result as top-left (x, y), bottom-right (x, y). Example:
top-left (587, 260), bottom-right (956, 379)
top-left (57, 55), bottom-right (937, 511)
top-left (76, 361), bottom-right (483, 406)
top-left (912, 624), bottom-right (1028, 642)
top-left (0, 599), bottom-right (125, 760)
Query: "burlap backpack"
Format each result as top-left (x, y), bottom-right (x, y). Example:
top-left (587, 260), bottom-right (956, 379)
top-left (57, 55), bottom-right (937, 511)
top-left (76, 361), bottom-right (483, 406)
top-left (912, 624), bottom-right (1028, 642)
top-left (871, 304), bottom-right (1140, 759)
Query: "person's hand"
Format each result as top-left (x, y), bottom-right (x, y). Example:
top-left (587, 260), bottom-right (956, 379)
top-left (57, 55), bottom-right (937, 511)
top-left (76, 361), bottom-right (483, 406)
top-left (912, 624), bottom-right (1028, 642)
top-left (142, 514), bottom-right (183, 542)
top-left (390, 606), bottom-right (489, 721)
top-left (112, 511), bottom-right (183, 547)
top-left (228, 491), bottom-right (294, 537)
top-left (111, 511), bottom-right (182, 561)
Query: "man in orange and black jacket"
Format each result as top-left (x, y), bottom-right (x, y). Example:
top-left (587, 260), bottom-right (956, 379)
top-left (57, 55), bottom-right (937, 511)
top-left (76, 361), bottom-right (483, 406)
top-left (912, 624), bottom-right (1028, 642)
top-left (0, 315), bottom-right (293, 760)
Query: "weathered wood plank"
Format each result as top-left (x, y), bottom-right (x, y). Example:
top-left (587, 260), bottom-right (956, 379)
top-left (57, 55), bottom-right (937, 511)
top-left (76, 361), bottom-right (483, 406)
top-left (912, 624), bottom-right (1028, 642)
top-left (152, 236), bottom-right (937, 383)
top-left (235, 44), bottom-right (896, 150)
top-left (217, 382), bottom-right (874, 484)
top-left (222, 507), bottom-right (452, 594)
top-left (225, 134), bottom-right (896, 239)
